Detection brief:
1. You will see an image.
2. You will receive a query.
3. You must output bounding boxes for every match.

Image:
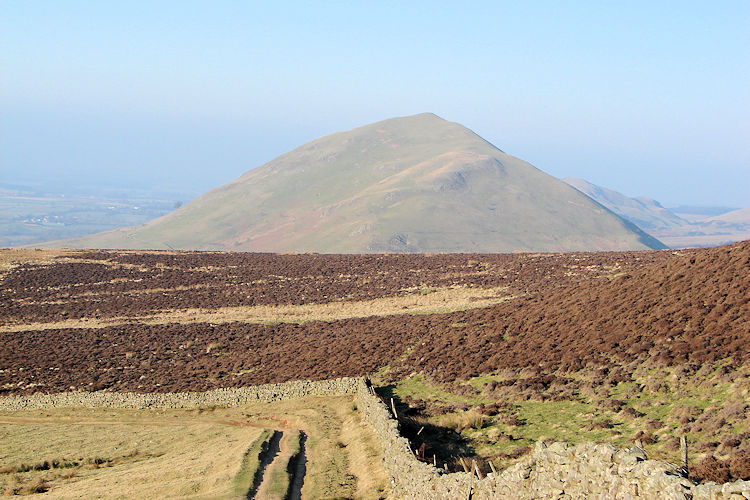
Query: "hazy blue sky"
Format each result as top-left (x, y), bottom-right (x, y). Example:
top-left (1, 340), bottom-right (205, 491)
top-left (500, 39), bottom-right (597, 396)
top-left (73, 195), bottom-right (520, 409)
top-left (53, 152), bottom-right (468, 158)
top-left (2, 1), bottom-right (748, 206)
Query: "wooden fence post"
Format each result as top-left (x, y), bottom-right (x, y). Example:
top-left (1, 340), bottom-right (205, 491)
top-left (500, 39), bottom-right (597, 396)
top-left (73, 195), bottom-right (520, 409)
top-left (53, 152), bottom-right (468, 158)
top-left (489, 460), bottom-right (497, 475)
top-left (680, 435), bottom-right (689, 477)
top-left (473, 460), bottom-right (484, 479)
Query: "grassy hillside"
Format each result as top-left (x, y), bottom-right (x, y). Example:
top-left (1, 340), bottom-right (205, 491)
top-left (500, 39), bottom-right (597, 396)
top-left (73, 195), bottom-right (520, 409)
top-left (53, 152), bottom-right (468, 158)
top-left (53, 113), bottom-right (664, 252)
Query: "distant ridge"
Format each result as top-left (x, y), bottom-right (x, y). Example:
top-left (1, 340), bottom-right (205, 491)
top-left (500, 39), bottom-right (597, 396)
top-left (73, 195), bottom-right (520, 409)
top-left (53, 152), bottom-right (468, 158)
top-left (563, 177), bottom-right (689, 233)
top-left (51, 113), bottom-right (665, 253)
top-left (564, 177), bottom-right (750, 248)
top-left (712, 206), bottom-right (750, 225)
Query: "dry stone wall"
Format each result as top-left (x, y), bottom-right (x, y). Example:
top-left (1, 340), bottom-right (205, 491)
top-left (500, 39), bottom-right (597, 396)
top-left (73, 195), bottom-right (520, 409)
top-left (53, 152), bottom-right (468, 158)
top-left (0, 377), bottom-right (361, 410)
top-left (2, 377), bottom-right (748, 499)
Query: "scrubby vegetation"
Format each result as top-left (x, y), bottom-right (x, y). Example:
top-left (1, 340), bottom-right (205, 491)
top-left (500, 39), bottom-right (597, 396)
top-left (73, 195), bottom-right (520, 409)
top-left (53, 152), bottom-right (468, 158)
top-left (382, 362), bottom-right (750, 481)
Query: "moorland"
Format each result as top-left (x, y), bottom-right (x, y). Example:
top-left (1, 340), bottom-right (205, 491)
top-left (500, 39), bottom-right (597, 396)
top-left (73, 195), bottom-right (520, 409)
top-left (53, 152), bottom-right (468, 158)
top-left (1, 241), bottom-right (748, 495)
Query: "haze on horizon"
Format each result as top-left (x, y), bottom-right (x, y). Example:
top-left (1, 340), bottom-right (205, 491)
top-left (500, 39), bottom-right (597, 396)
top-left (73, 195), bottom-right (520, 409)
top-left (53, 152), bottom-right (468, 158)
top-left (1, 1), bottom-right (748, 208)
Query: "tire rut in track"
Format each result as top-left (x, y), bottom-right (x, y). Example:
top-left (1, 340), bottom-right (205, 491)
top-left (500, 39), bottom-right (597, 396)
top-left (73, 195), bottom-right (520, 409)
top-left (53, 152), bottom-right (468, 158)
top-left (247, 429), bottom-right (282, 499)
top-left (285, 431), bottom-right (307, 500)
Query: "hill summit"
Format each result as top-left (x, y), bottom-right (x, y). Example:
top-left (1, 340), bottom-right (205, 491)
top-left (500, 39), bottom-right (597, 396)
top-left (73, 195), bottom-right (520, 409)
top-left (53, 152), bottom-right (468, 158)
top-left (59, 113), bottom-right (665, 252)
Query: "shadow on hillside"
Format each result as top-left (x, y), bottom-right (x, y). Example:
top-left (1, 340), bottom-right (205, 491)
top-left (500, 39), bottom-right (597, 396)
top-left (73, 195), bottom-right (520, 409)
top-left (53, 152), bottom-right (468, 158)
top-left (375, 385), bottom-right (478, 473)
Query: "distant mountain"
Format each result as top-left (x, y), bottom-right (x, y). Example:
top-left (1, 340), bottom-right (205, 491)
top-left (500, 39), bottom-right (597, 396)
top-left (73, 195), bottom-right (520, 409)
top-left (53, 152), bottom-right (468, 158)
top-left (711, 207), bottom-right (750, 225)
top-left (50, 113), bottom-right (664, 253)
top-left (563, 178), bottom-right (750, 248)
top-left (670, 205), bottom-right (738, 222)
top-left (562, 178), bottom-right (689, 233)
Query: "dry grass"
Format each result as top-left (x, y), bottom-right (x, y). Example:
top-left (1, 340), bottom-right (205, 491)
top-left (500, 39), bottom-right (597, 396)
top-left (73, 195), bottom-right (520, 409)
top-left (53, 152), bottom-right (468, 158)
top-left (0, 395), bottom-right (391, 499)
top-left (0, 411), bottom-right (263, 498)
top-left (437, 408), bottom-right (490, 433)
top-left (339, 401), bottom-right (391, 499)
top-left (1, 286), bottom-right (512, 333)
top-left (0, 248), bottom-right (68, 276)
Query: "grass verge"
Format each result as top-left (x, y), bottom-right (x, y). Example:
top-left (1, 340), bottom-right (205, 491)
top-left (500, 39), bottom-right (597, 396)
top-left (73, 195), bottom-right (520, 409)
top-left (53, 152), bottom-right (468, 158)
top-left (232, 429), bottom-right (273, 497)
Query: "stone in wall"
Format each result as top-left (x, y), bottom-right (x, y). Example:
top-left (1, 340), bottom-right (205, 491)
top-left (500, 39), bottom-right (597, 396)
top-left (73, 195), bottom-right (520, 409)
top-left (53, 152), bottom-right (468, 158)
top-left (0, 377), bottom-right (362, 410)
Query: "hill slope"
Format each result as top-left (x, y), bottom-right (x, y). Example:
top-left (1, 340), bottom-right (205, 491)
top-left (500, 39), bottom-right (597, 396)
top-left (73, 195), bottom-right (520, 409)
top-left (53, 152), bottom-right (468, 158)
top-left (393, 239), bottom-right (750, 380)
top-left (564, 177), bottom-right (750, 248)
top-left (562, 177), bottom-right (689, 233)
top-left (713, 206), bottom-right (750, 225)
top-left (56, 113), bottom-right (664, 252)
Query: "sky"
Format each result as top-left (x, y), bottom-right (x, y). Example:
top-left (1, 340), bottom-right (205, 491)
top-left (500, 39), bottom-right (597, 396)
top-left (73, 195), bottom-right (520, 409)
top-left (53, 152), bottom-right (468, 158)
top-left (2, 1), bottom-right (749, 207)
